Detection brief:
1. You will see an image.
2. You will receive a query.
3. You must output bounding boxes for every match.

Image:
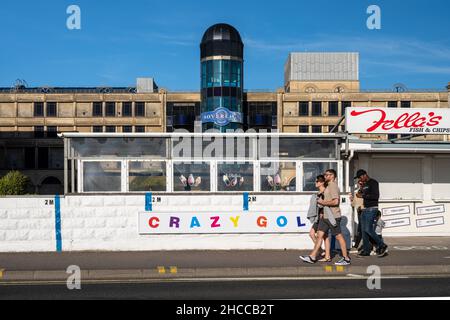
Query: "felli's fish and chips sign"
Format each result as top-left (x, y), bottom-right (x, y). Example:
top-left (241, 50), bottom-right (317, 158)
top-left (346, 108), bottom-right (450, 134)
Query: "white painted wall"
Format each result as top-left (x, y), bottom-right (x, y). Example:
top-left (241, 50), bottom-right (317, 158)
top-left (0, 194), bottom-right (353, 253)
top-left (353, 153), bottom-right (450, 237)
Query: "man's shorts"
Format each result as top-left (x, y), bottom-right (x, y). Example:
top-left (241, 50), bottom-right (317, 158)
top-left (318, 218), bottom-right (342, 236)
top-left (312, 221), bottom-right (319, 233)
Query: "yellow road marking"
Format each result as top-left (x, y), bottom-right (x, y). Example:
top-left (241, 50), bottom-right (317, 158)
top-left (336, 266), bottom-right (345, 272)
top-left (157, 266), bottom-right (166, 274)
top-left (170, 267), bottom-right (178, 274)
top-left (0, 269), bottom-right (4, 279)
top-left (324, 266), bottom-right (333, 273)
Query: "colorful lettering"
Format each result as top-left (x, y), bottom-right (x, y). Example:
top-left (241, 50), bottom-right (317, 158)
top-left (149, 217), bottom-right (160, 228)
top-left (297, 217), bottom-right (306, 227)
top-left (277, 216), bottom-right (288, 227)
top-left (210, 216), bottom-right (221, 228)
top-left (230, 216), bottom-right (240, 228)
top-left (170, 216), bottom-right (180, 228)
top-left (190, 216), bottom-right (201, 228)
top-left (257, 216), bottom-right (268, 228)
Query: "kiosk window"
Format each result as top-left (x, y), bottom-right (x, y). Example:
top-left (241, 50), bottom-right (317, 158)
top-left (129, 161), bottom-right (167, 192)
top-left (83, 161), bottom-right (121, 192)
top-left (260, 162), bottom-right (296, 192)
top-left (303, 162), bottom-right (338, 192)
top-left (173, 162), bottom-right (211, 192)
top-left (217, 162), bottom-right (254, 192)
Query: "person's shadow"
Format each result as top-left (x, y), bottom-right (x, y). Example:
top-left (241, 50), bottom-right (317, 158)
top-left (333, 216), bottom-right (352, 253)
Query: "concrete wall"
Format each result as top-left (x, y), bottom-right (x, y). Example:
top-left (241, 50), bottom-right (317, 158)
top-left (0, 194), bottom-right (352, 253)
top-left (2, 187), bottom-right (448, 253)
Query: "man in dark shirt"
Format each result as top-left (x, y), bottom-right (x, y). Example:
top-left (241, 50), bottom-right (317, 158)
top-left (355, 170), bottom-right (388, 257)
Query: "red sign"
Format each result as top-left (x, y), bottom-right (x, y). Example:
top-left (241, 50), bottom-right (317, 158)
top-left (346, 108), bottom-right (450, 135)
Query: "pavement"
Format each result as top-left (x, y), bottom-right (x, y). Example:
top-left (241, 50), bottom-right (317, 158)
top-left (0, 237), bottom-right (449, 283)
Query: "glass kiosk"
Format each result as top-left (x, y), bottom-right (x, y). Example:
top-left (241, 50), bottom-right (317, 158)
top-left (60, 133), bottom-right (346, 195)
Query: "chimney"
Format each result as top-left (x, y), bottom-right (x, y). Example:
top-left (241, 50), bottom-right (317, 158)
top-left (136, 78), bottom-right (158, 93)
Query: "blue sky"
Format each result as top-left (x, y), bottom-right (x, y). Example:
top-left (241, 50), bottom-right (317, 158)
top-left (0, 0), bottom-right (449, 91)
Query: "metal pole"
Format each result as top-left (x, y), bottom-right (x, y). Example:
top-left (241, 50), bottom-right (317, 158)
top-left (63, 138), bottom-right (68, 195)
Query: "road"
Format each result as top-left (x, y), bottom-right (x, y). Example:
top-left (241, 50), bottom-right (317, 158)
top-left (0, 277), bottom-right (449, 300)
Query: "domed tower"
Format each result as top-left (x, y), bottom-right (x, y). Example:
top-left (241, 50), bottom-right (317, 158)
top-left (200, 24), bottom-right (244, 132)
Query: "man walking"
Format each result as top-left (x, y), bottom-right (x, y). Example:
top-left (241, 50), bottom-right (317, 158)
top-left (355, 169), bottom-right (388, 257)
top-left (300, 169), bottom-right (351, 266)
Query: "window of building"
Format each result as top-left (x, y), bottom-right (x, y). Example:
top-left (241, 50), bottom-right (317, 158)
top-left (245, 102), bottom-right (276, 131)
top-left (135, 102), bottom-right (145, 117)
top-left (93, 102), bottom-right (103, 117)
top-left (401, 101), bottom-right (411, 108)
top-left (46, 102), bottom-right (57, 117)
top-left (47, 126), bottom-right (57, 138)
top-left (388, 134), bottom-right (398, 140)
top-left (105, 126), bottom-right (116, 133)
top-left (388, 101), bottom-right (398, 108)
top-left (328, 102), bottom-right (339, 116)
top-left (34, 126), bottom-right (44, 138)
top-left (312, 125), bottom-right (322, 133)
top-left (93, 126), bottom-right (103, 133)
top-left (328, 125), bottom-right (336, 133)
top-left (342, 101), bottom-right (352, 114)
top-left (299, 102), bottom-right (309, 116)
top-left (122, 102), bottom-right (132, 117)
top-left (312, 102), bottom-right (322, 116)
top-left (299, 126), bottom-right (309, 133)
top-left (24, 148), bottom-right (36, 169)
top-left (135, 126), bottom-right (145, 133)
top-left (122, 126), bottom-right (133, 133)
top-left (34, 102), bottom-right (44, 117)
top-left (38, 147), bottom-right (49, 169)
top-left (105, 102), bottom-right (116, 117)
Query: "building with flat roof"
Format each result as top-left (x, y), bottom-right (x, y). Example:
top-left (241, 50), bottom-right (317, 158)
top-left (0, 23), bottom-right (449, 194)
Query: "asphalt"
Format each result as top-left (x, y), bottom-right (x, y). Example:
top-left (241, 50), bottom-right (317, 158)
top-left (1, 278), bottom-right (449, 300)
top-left (0, 237), bottom-right (449, 282)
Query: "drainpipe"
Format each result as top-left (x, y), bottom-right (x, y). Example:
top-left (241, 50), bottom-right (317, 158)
top-left (345, 149), bottom-right (355, 193)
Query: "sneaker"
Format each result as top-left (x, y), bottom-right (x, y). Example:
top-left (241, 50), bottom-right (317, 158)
top-left (370, 250), bottom-right (378, 256)
top-left (300, 255), bottom-right (317, 264)
top-left (349, 248), bottom-right (359, 254)
top-left (378, 245), bottom-right (389, 257)
top-left (335, 257), bottom-right (351, 266)
top-left (357, 252), bottom-right (370, 257)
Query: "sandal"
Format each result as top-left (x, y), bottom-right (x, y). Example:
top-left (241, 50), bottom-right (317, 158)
top-left (318, 257), bottom-right (332, 263)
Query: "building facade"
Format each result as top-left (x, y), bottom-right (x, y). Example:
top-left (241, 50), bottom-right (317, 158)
top-left (0, 24), bottom-right (449, 194)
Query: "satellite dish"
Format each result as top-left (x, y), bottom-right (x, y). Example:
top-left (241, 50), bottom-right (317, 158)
top-left (393, 83), bottom-right (408, 93)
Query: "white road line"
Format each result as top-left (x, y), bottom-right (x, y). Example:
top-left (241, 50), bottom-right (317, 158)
top-left (0, 275), bottom-right (434, 286)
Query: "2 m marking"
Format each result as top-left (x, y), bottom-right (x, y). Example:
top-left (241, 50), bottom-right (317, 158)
top-left (45, 199), bottom-right (54, 206)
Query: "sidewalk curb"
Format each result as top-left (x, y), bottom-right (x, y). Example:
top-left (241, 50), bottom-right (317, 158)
top-left (2, 265), bottom-right (450, 282)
